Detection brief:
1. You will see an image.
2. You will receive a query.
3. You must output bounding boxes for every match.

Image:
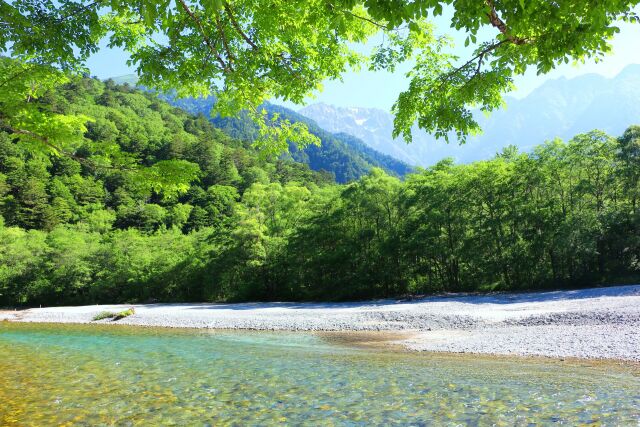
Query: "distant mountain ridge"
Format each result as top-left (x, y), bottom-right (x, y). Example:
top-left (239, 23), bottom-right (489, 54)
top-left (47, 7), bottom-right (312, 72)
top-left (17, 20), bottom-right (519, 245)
top-left (298, 64), bottom-right (640, 166)
top-left (160, 95), bottom-right (413, 182)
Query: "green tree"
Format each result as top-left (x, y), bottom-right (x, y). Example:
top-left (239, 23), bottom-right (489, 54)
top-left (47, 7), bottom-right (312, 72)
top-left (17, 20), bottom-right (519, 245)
top-left (3, 0), bottom-right (638, 157)
top-left (618, 126), bottom-right (640, 213)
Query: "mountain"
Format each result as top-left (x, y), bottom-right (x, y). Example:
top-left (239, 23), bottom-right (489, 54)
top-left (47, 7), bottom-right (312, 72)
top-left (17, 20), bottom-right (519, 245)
top-left (298, 64), bottom-right (640, 166)
top-left (107, 74), bottom-right (413, 182)
top-left (162, 96), bottom-right (413, 183)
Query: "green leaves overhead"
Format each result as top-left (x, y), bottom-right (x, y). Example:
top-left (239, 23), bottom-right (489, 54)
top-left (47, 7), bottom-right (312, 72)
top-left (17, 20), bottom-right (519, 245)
top-left (251, 109), bottom-right (321, 158)
top-left (0, 58), bottom-right (91, 155)
top-left (1, 0), bottom-right (639, 152)
top-left (0, 58), bottom-right (199, 197)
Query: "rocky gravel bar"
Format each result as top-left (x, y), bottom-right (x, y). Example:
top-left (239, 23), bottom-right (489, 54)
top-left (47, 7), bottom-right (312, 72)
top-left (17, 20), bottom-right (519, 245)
top-left (2, 285), bottom-right (639, 361)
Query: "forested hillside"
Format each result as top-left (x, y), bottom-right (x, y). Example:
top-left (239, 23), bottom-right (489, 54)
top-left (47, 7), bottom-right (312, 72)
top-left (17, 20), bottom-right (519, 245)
top-left (0, 77), bottom-right (330, 305)
top-left (165, 95), bottom-right (413, 182)
top-left (1, 76), bottom-right (640, 306)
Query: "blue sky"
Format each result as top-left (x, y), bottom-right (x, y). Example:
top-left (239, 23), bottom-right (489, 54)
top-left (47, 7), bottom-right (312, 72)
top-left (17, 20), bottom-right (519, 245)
top-left (86, 13), bottom-right (640, 111)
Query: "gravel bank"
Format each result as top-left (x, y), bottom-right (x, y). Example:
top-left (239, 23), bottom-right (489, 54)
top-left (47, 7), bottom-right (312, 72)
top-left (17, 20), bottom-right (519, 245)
top-left (3, 285), bottom-right (639, 361)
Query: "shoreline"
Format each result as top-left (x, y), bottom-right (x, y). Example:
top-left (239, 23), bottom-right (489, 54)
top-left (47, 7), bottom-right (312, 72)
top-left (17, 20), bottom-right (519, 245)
top-left (4, 321), bottom-right (639, 371)
top-left (2, 284), bottom-right (639, 362)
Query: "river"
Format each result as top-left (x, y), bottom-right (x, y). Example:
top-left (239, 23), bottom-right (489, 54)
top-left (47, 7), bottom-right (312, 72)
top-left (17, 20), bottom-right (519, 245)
top-left (1, 323), bottom-right (638, 425)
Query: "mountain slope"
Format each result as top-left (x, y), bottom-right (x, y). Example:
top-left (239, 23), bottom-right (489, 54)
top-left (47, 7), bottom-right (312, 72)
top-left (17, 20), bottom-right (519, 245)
top-left (163, 96), bottom-right (413, 183)
top-left (298, 64), bottom-right (640, 166)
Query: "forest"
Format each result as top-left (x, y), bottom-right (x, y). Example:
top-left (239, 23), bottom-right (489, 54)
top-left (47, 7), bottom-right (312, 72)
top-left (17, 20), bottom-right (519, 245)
top-left (166, 94), bottom-right (414, 183)
top-left (1, 75), bottom-right (639, 306)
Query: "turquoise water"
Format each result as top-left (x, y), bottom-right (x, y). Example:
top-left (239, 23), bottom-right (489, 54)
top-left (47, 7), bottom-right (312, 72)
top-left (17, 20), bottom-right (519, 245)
top-left (1, 323), bottom-right (638, 425)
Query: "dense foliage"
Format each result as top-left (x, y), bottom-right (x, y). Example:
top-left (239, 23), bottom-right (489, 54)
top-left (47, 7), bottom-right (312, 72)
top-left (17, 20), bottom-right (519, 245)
top-left (1, 77), bottom-right (639, 306)
top-left (2, 0), bottom-right (638, 159)
top-left (0, 77), bottom-right (329, 305)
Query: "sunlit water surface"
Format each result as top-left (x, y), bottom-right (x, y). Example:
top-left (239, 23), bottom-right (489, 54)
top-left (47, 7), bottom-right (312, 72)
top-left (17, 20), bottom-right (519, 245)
top-left (1, 323), bottom-right (638, 425)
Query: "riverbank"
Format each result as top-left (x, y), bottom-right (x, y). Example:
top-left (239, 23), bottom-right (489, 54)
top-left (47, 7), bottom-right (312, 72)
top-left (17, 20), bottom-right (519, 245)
top-left (2, 285), bottom-right (639, 361)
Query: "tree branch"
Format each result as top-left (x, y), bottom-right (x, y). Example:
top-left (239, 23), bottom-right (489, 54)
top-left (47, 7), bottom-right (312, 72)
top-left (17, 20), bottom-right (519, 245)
top-left (0, 64), bottom-right (34, 89)
top-left (444, 39), bottom-right (509, 83)
top-left (223, 2), bottom-right (258, 50)
top-left (274, 52), bottom-right (306, 83)
top-left (214, 13), bottom-right (235, 64)
top-left (485, 0), bottom-right (528, 45)
top-left (176, 0), bottom-right (231, 72)
top-left (343, 10), bottom-right (386, 29)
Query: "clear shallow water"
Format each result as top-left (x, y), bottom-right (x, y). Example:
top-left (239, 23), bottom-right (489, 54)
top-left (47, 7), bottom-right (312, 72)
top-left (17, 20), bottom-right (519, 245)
top-left (0, 323), bottom-right (638, 426)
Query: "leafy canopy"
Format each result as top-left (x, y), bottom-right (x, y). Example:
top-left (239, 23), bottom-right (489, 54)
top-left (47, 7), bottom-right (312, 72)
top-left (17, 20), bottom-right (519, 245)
top-left (1, 0), bottom-right (639, 152)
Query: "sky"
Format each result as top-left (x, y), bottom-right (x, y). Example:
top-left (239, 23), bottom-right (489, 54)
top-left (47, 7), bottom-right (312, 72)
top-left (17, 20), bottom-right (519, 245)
top-left (86, 11), bottom-right (640, 112)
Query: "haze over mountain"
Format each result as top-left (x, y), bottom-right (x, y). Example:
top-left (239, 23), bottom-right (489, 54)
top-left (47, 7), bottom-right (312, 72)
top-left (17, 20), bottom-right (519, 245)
top-left (298, 64), bottom-right (640, 166)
